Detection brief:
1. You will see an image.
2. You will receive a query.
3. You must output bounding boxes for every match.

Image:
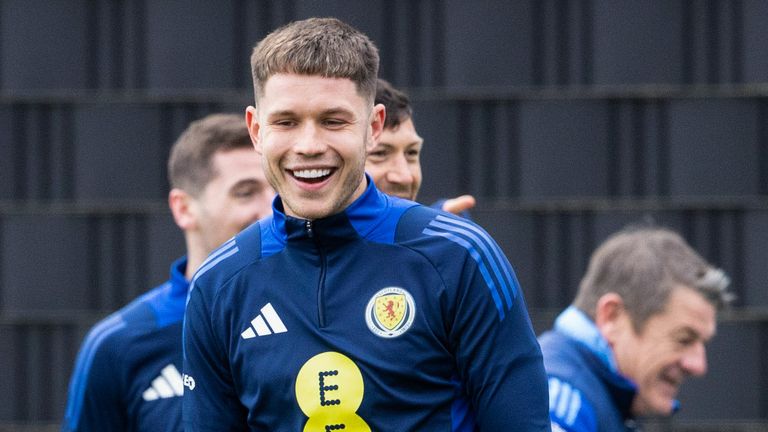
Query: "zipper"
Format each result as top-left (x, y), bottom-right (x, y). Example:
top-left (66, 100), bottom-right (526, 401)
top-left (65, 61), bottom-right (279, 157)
top-left (307, 220), bottom-right (327, 328)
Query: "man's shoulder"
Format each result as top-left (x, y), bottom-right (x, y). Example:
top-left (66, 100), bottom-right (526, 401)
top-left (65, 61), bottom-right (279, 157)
top-left (191, 221), bottom-right (271, 294)
top-left (540, 330), bottom-right (624, 432)
top-left (395, 204), bottom-right (490, 247)
top-left (539, 330), bottom-right (594, 380)
top-left (78, 299), bottom-right (159, 365)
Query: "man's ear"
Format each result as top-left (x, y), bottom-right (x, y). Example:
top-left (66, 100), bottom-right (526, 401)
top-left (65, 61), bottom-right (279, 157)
top-left (169, 188), bottom-right (197, 231)
top-left (368, 103), bottom-right (385, 151)
top-left (245, 106), bottom-right (261, 154)
top-left (595, 293), bottom-right (628, 344)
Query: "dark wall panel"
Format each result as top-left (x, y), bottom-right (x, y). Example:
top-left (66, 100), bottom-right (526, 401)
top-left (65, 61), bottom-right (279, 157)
top-left (0, 0), bottom-right (89, 90)
top-left (668, 99), bottom-right (759, 197)
top-left (0, 106), bottom-right (13, 200)
top-left (609, 100), bottom-right (669, 197)
top-left (0, 324), bottom-right (19, 420)
top-left (411, 100), bottom-right (463, 201)
top-left (676, 322), bottom-right (763, 420)
top-left (295, 0), bottom-right (385, 36)
top-left (74, 104), bottom-right (164, 200)
top-left (9, 104), bottom-right (76, 201)
top-left (0, 322), bottom-right (81, 422)
top-left (592, 0), bottom-right (685, 85)
top-left (1, 215), bottom-right (91, 312)
top-left (519, 100), bottom-right (610, 199)
top-left (145, 0), bottom-right (237, 89)
top-left (444, 0), bottom-right (533, 87)
top-left (743, 0), bottom-right (768, 84)
top-left (146, 213), bottom-right (185, 289)
top-left (743, 211), bottom-right (768, 307)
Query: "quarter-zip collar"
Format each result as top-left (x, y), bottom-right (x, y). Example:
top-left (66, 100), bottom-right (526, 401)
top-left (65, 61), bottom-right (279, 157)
top-left (147, 256), bottom-right (190, 327)
top-left (269, 174), bottom-right (404, 244)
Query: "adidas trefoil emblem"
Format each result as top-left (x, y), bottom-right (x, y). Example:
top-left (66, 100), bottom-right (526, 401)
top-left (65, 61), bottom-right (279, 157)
top-left (241, 303), bottom-right (287, 339)
top-left (142, 364), bottom-right (183, 401)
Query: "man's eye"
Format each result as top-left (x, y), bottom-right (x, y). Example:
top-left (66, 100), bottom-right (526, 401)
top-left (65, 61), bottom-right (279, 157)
top-left (232, 186), bottom-right (262, 198)
top-left (233, 190), bottom-right (254, 198)
top-left (323, 119), bottom-right (346, 127)
top-left (368, 149), bottom-right (387, 158)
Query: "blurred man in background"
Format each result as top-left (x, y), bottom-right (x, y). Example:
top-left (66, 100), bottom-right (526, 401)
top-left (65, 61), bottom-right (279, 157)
top-left (539, 226), bottom-right (733, 432)
top-left (367, 78), bottom-right (475, 215)
top-left (62, 113), bottom-right (274, 432)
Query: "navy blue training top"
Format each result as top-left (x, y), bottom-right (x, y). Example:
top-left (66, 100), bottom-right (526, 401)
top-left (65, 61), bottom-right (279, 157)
top-left (63, 257), bottom-right (189, 432)
top-left (183, 178), bottom-right (549, 431)
top-left (539, 307), bottom-right (639, 432)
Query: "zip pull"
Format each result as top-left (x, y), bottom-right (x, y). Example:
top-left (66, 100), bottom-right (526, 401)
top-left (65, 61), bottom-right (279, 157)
top-left (306, 220), bottom-right (314, 238)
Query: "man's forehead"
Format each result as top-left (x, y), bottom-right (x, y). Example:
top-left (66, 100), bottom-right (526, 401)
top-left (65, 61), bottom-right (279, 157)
top-left (654, 287), bottom-right (717, 338)
top-left (262, 73), bottom-right (363, 98)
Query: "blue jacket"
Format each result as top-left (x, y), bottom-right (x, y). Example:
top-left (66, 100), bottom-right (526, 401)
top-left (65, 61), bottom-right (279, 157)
top-left (539, 307), bottom-right (639, 432)
top-left (183, 178), bottom-right (549, 431)
top-left (63, 257), bottom-right (189, 432)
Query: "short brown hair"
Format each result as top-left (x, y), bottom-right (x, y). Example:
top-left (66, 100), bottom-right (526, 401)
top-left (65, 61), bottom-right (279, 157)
top-left (167, 113), bottom-right (253, 197)
top-left (376, 78), bottom-right (413, 130)
top-left (573, 226), bottom-right (733, 331)
top-left (250, 17), bottom-right (379, 104)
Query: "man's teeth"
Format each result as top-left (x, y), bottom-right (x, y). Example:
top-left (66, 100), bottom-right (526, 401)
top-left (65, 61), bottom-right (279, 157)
top-left (293, 168), bottom-right (331, 179)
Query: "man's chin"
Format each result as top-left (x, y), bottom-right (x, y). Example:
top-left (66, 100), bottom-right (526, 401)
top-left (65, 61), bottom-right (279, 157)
top-left (633, 396), bottom-right (676, 417)
top-left (384, 191), bottom-right (413, 200)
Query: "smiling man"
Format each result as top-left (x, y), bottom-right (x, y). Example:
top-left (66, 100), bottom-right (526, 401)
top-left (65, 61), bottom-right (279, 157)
top-left (182, 17), bottom-right (549, 431)
top-left (367, 78), bottom-right (475, 215)
top-left (538, 226), bottom-right (733, 432)
top-left (62, 114), bottom-right (273, 432)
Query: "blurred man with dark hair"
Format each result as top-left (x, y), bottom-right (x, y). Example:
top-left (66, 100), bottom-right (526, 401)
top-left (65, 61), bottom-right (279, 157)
top-left (367, 78), bottom-right (475, 215)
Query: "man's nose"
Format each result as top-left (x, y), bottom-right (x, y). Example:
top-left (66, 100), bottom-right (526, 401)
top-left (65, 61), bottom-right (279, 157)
top-left (681, 343), bottom-right (708, 377)
top-left (385, 155), bottom-right (413, 184)
top-left (294, 123), bottom-right (326, 155)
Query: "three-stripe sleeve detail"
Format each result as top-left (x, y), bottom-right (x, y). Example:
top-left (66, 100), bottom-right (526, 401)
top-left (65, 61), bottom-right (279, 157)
top-left (423, 214), bottom-right (518, 321)
top-left (548, 377), bottom-right (582, 427)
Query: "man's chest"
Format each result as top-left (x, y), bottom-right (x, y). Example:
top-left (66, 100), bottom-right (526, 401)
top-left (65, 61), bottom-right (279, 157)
top-left (220, 248), bottom-right (458, 424)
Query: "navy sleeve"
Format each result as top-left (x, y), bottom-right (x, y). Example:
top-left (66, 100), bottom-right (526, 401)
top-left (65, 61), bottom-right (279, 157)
top-left (182, 278), bottom-right (248, 431)
top-left (62, 316), bottom-right (127, 432)
top-left (429, 214), bottom-right (549, 430)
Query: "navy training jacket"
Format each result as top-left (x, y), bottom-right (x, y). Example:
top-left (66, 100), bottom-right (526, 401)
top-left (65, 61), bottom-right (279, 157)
top-left (183, 178), bottom-right (549, 431)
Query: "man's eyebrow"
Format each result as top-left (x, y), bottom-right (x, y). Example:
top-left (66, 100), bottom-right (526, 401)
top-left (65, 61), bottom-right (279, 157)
top-left (229, 178), bottom-right (265, 190)
top-left (673, 326), bottom-right (714, 342)
top-left (266, 110), bottom-right (296, 118)
top-left (267, 107), bottom-right (355, 118)
top-left (319, 107), bottom-right (355, 117)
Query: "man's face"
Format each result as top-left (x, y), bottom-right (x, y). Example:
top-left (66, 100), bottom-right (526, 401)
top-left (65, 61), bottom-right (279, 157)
top-left (247, 73), bottom-right (383, 220)
top-left (192, 147), bottom-right (274, 253)
top-left (611, 287), bottom-right (716, 416)
top-left (365, 117), bottom-right (423, 201)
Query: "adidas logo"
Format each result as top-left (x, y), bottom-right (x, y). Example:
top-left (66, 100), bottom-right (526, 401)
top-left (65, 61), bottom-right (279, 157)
top-left (241, 303), bottom-right (287, 339)
top-left (142, 364), bottom-right (183, 401)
